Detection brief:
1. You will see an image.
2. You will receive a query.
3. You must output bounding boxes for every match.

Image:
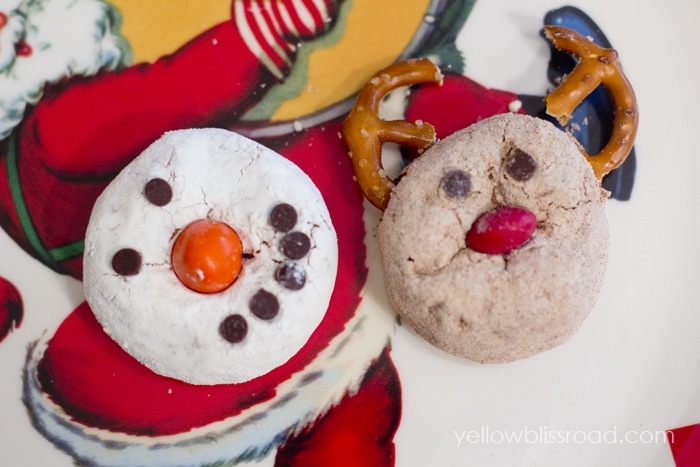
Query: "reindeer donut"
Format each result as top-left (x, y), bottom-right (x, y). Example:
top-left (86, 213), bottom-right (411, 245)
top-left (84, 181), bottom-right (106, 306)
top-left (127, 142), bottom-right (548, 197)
top-left (341, 27), bottom-right (638, 362)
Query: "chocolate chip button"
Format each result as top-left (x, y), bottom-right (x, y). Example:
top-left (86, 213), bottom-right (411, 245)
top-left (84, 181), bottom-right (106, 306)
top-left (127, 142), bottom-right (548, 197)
top-left (440, 170), bottom-right (471, 198)
top-left (250, 289), bottom-right (279, 320)
top-left (144, 178), bottom-right (173, 206)
top-left (275, 262), bottom-right (306, 290)
top-left (280, 231), bottom-right (310, 260)
top-left (111, 248), bottom-right (142, 276)
top-left (269, 203), bottom-right (298, 232)
top-left (220, 314), bottom-right (248, 343)
top-left (505, 149), bottom-right (537, 181)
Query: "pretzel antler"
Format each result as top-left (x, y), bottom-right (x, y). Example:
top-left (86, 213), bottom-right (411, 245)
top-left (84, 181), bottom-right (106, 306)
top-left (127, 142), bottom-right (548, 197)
top-left (340, 59), bottom-right (443, 210)
top-left (544, 26), bottom-right (638, 180)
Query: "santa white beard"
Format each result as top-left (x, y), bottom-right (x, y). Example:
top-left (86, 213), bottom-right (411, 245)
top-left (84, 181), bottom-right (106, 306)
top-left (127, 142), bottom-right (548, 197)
top-left (0, 0), bottom-right (132, 139)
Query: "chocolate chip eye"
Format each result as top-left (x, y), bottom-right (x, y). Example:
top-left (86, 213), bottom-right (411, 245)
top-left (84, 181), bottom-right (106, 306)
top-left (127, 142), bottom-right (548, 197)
top-left (111, 248), bottom-right (142, 276)
top-left (440, 169), bottom-right (471, 198)
top-left (269, 203), bottom-right (298, 232)
top-left (220, 314), bottom-right (248, 343)
top-left (250, 289), bottom-right (279, 320)
top-left (144, 178), bottom-right (173, 206)
top-left (280, 231), bottom-right (311, 259)
top-left (275, 262), bottom-right (306, 290)
top-left (505, 149), bottom-right (537, 181)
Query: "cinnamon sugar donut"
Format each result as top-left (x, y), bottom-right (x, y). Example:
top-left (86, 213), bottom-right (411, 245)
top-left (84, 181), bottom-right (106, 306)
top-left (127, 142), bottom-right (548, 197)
top-left (378, 113), bottom-right (609, 362)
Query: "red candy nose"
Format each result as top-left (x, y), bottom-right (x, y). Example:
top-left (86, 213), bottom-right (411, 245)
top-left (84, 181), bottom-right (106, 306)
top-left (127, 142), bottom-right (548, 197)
top-left (466, 206), bottom-right (537, 255)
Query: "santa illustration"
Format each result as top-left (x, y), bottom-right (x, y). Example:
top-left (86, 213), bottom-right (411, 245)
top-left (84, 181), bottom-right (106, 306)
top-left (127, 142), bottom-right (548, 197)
top-left (0, 0), bottom-right (635, 465)
top-left (0, 0), bottom-right (469, 465)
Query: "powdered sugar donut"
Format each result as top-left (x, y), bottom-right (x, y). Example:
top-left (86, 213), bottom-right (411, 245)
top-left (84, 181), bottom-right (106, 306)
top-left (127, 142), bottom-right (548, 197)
top-left (378, 113), bottom-right (609, 363)
top-left (83, 128), bottom-right (338, 385)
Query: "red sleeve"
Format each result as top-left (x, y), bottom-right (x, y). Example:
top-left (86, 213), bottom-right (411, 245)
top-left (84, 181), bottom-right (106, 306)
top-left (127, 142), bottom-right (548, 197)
top-left (274, 348), bottom-right (401, 467)
top-left (0, 276), bottom-right (22, 343)
top-left (22, 20), bottom-right (276, 178)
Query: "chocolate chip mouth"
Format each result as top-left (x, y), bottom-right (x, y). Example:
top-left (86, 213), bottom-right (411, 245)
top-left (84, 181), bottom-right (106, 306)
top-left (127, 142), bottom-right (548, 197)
top-left (217, 201), bottom-right (315, 346)
top-left (249, 288), bottom-right (280, 320)
top-left (219, 314), bottom-right (248, 343)
top-left (280, 231), bottom-right (311, 260)
top-left (269, 203), bottom-right (298, 232)
top-left (275, 262), bottom-right (306, 290)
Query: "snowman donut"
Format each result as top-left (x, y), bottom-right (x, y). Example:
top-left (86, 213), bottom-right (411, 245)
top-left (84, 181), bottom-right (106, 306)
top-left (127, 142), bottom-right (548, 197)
top-left (83, 128), bottom-right (337, 384)
top-left (341, 27), bottom-right (638, 362)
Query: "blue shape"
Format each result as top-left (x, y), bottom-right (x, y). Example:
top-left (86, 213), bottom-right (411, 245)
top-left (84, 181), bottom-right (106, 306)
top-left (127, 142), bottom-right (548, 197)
top-left (520, 6), bottom-right (637, 200)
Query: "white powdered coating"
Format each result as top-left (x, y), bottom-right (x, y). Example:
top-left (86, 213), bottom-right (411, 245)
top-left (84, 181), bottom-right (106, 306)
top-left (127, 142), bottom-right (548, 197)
top-left (378, 113), bottom-right (609, 363)
top-left (83, 129), bottom-right (337, 384)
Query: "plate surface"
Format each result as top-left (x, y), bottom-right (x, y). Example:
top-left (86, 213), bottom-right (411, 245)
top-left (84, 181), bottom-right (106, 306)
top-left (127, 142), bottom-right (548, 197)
top-left (1, 1), bottom-right (699, 466)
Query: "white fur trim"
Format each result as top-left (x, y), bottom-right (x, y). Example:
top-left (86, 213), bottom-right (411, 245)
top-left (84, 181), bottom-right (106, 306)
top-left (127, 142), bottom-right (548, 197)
top-left (24, 280), bottom-right (396, 466)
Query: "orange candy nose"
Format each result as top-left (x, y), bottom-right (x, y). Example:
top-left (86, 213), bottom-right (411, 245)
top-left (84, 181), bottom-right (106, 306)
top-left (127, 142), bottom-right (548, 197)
top-left (171, 219), bottom-right (243, 294)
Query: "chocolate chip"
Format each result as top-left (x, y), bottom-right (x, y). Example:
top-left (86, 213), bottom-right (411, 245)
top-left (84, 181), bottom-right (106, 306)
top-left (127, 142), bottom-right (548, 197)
top-left (144, 178), bottom-right (173, 206)
top-left (440, 170), bottom-right (471, 198)
top-left (219, 314), bottom-right (248, 343)
top-left (280, 231), bottom-right (310, 259)
top-left (250, 289), bottom-right (279, 320)
top-left (505, 149), bottom-right (537, 181)
top-left (269, 203), bottom-right (298, 232)
top-left (275, 262), bottom-right (306, 290)
top-left (111, 248), bottom-right (141, 276)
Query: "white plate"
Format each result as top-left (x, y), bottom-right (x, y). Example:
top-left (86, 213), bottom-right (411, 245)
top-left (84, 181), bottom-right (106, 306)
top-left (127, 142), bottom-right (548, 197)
top-left (1, 1), bottom-right (698, 466)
